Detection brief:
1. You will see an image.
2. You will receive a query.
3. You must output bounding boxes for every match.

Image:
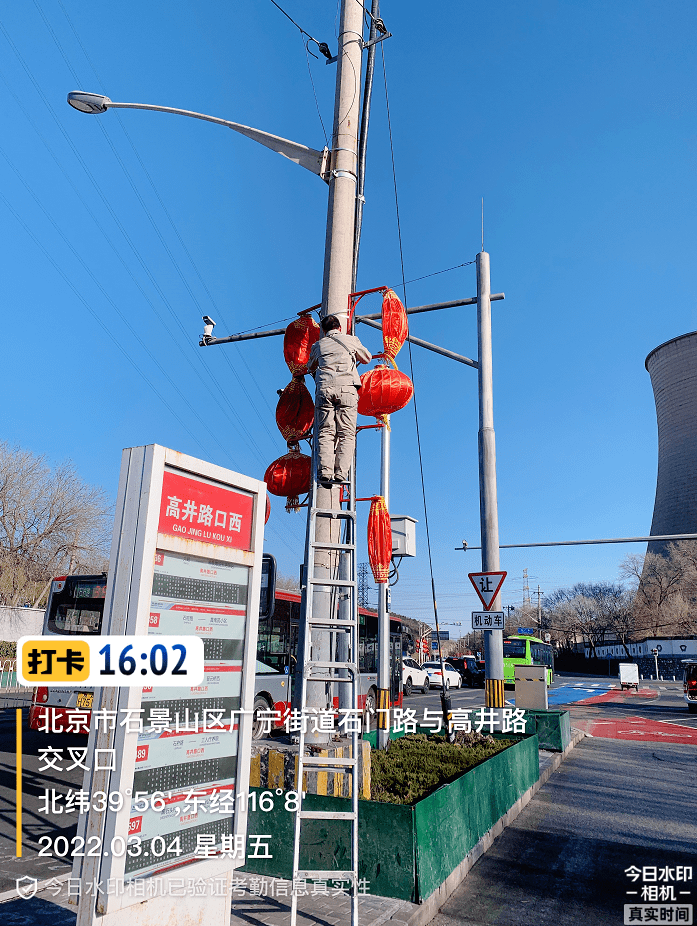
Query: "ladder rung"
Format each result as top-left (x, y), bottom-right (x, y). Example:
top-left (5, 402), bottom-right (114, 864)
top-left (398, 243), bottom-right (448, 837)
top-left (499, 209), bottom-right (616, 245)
top-left (308, 661), bottom-right (358, 672)
top-left (299, 810), bottom-right (357, 821)
top-left (296, 870), bottom-right (356, 881)
top-left (310, 542), bottom-right (356, 551)
top-left (312, 508), bottom-right (356, 519)
top-left (302, 756), bottom-right (356, 768)
top-left (307, 617), bottom-right (357, 627)
top-left (308, 578), bottom-right (357, 587)
top-left (304, 674), bottom-right (355, 683)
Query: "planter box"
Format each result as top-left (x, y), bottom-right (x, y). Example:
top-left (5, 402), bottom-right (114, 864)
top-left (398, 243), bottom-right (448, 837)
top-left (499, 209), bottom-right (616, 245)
top-left (243, 733), bottom-right (539, 902)
top-left (522, 709), bottom-right (571, 751)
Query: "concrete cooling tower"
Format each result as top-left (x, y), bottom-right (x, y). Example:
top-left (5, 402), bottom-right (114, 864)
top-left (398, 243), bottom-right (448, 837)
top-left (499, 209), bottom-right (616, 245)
top-left (645, 331), bottom-right (697, 556)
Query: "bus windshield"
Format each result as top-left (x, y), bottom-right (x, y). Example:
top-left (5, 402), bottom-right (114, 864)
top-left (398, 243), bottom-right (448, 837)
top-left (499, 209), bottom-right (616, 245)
top-left (47, 576), bottom-right (107, 635)
top-left (503, 639), bottom-right (527, 658)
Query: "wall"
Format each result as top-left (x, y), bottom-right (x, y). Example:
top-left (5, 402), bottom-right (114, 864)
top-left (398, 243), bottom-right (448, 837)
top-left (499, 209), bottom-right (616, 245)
top-left (0, 607), bottom-right (45, 642)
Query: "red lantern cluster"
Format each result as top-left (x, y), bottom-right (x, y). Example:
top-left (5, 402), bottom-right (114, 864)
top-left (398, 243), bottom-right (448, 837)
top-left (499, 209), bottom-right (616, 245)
top-left (368, 496), bottom-right (392, 584)
top-left (381, 288), bottom-right (408, 362)
top-left (265, 311), bottom-right (320, 517)
top-left (276, 377), bottom-right (314, 442)
top-left (283, 313), bottom-right (320, 376)
top-left (358, 365), bottom-right (413, 421)
top-left (264, 449), bottom-right (311, 512)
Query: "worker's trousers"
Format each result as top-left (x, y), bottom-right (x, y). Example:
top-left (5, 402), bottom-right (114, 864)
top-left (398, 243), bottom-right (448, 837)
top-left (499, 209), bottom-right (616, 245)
top-left (315, 384), bottom-right (359, 482)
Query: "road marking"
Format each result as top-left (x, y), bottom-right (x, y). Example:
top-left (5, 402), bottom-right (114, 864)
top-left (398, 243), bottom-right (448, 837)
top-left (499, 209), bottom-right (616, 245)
top-left (590, 683), bottom-right (600, 687)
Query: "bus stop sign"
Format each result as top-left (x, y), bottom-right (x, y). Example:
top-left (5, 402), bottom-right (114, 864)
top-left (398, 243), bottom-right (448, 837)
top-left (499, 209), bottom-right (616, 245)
top-left (468, 571), bottom-right (507, 610)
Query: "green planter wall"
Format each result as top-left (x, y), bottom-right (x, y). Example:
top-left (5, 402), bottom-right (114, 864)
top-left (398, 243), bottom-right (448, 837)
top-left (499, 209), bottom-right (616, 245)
top-left (243, 734), bottom-right (539, 903)
top-left (522, 709), bottom-right (571, 751)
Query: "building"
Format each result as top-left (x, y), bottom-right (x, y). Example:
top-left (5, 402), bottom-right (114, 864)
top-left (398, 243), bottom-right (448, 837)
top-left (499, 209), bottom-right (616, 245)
top-left (645, 331), bottom-right (697, 556)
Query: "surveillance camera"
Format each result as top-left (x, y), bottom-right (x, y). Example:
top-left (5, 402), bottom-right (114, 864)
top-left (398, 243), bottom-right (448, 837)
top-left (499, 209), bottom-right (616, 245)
top-left (200, 315), bottom-right (216, 345)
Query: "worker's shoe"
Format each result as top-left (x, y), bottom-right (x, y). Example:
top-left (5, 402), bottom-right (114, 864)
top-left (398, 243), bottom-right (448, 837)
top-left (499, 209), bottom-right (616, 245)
top-left (318, 479), bottom-right (334, 490)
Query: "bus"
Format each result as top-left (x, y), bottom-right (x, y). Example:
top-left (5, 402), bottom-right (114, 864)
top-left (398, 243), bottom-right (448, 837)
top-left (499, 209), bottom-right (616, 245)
top-left (502, 634), bottom-right (554, 686)
top-left (29, 575), bottom-right (404, 739)
top-left (253, 589), bottom-right (403, 738)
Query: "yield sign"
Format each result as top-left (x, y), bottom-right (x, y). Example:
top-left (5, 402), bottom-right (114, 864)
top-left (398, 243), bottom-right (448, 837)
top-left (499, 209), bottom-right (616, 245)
top-left (468, 571), bottom-right (507, 611)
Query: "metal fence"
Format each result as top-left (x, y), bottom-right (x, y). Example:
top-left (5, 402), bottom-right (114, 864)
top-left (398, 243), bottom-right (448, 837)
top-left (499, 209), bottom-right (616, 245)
top-left (0, 658), bottom-right (32, 708)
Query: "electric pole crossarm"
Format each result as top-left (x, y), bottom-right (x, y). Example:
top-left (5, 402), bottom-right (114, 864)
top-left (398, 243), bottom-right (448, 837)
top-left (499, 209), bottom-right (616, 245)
top-left (67, 93), bottom-right (330, 179)
top-left (356, 293), bottom-right (505, 321)
top-left (457, 532), bottom-right (697, 551)
top-left (197, 293), bottom-right (506, 347)
top-left (356, 317), bottom-right (478, 367)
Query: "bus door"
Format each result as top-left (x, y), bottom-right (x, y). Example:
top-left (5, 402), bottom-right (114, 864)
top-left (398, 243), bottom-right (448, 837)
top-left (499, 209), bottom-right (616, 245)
top-left (390, 631), bottom-right (403, 707)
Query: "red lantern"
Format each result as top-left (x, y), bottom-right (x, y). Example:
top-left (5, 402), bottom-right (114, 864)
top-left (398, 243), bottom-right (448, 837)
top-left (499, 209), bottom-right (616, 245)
top-left (275, 377), bottom-right (314, 442)
top-left (358, 365), bottom-right (413, 420)
top-left (283, 314), bottom-right (320, 376)
top-left (265, 494), bottom-right (271, 524)
top-left (264, 450), bottom-right (311, 511)
top-left (382, 288), bottom-right (408, 361)
top-left (368, 496), bottom-right (392, 584)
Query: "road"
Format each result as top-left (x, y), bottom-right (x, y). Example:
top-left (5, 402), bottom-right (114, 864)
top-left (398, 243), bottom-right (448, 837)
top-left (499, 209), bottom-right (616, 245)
top-left (403, 671), bottom-right (697, 742)
top-left (0, 672), bottom-right (694, 900)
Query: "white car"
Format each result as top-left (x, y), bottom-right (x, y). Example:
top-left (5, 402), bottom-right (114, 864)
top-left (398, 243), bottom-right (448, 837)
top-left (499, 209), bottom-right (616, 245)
top-left (402, 657), bottom-right (431, 695)
top-left (422, 661), bottom-right (462, 690)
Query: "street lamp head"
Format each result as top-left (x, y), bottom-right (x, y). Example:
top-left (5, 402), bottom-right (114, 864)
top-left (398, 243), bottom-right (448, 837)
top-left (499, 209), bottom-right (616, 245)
top-left (67, 91), bottom-right (111, 114)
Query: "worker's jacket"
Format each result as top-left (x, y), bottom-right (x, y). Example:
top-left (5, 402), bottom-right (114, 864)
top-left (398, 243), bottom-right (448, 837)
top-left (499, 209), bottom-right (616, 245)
top-left (308, 332), bottom-right (372, 391)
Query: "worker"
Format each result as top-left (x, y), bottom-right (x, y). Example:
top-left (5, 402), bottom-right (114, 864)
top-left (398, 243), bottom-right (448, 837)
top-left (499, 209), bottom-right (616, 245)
top-left (308, 315), bottom-right (372, 489)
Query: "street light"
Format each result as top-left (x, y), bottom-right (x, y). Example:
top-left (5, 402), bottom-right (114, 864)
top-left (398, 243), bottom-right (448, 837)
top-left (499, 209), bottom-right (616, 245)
top-left (67, 91), bottom-right (330, 179)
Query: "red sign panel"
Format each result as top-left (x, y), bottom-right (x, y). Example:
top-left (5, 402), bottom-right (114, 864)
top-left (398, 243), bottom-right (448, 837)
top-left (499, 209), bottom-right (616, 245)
top-left (158, 470), bottom-right (253, 551)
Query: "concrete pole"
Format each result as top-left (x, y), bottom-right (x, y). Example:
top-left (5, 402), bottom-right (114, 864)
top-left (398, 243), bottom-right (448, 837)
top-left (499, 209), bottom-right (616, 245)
top-left (477, 251), bottom-right (505, 708)
top-left (303, 0), bottom-right (364, 744)
top-left (377, 419), bottom-right (391, 749)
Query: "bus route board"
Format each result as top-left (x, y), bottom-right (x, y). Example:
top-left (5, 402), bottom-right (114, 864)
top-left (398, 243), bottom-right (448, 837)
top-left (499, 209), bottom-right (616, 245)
top-left (73, 445), bottom-right (266, 918)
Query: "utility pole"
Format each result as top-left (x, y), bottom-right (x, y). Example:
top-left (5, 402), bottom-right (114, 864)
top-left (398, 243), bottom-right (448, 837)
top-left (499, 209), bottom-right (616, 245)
top-left (301, 0), bottom-right (365, 744)
top-left (377, 417), bottom-right (391, 749)
top-left (522, 568), bottom-right (531, 607)
top-left (477, 250), bottom-right (504, 709)
top-left (536, 584), bottom-right (542, 627)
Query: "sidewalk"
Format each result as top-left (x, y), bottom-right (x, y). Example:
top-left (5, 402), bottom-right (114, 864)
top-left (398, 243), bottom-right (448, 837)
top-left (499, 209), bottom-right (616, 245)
top-left (0, 740), bottom-right (580, 926)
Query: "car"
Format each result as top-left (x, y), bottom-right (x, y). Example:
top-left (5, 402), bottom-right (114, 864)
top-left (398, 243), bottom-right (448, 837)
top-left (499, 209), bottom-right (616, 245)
top-left (683, 659), bottom-right (697, 714)
top-left (402, 657), bottom-right (430, 695)
top-left (421, 661), bottom-right (462, 690)
top-left (447, 655), bottom-right (485, 688)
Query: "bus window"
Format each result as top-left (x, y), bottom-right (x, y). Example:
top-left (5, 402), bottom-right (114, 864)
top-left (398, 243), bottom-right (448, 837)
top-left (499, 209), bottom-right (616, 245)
top-left (47, 575), bottom-right (107, 635)
top-left (503, 639), bottom-right (527, 659)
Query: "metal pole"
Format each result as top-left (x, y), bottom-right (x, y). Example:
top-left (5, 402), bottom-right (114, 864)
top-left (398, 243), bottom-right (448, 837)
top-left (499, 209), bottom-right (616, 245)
top-left (377, 417), bottom-right (391, 749)
top-left (302, 0), bottom-right (364, 745)
top-left (477, 251), bottom-right (504, 709)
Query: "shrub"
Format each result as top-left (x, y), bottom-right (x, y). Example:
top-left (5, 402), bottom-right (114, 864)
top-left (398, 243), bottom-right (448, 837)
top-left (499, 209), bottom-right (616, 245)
top-left (370, 732), bottom-right (514, 805)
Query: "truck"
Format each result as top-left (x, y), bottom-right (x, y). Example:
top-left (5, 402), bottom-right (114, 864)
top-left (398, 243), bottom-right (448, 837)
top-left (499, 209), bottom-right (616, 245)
top-left (619, 662), bottom-right (639, 691)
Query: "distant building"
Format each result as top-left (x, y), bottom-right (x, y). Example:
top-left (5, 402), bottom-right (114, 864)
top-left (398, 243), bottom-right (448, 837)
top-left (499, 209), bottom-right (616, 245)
top-left (586, 636), bottom-right (697, 677)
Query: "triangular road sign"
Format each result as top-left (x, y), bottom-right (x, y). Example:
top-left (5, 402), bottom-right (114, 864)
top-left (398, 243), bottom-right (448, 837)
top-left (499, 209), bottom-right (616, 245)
top-left (468, 571), bottom-right (507, 611)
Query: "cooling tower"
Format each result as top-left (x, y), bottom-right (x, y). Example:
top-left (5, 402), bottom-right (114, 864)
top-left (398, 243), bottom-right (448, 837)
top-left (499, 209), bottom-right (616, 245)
top-left (645, 331), bottom-right (697, 555)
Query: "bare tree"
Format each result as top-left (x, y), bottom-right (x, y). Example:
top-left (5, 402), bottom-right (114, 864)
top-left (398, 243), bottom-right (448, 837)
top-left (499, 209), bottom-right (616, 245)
top-left (0, 442), bottom-right (111, 606)
top-left (275, 572), bottom-right (300, 592)
top-left (622, 543), bottom-right (697, 637)
top-left (543, 582), bottom-right (635, 657)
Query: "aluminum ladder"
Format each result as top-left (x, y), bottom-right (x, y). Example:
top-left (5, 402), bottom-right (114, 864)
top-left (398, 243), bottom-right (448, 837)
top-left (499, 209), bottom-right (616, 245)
top-left (290, 467), bottom-right (360, 926)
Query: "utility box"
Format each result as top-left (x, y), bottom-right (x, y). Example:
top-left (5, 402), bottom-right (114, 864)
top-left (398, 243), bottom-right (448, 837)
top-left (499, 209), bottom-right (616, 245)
top-left (391, 515), bottom-right (417, 557)
top-left (514, 664), bottom-right (548, 711)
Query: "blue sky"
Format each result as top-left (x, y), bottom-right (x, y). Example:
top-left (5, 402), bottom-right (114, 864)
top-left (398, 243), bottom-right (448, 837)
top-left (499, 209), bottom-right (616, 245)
top-left (1, 2), bottom-right (696, 626)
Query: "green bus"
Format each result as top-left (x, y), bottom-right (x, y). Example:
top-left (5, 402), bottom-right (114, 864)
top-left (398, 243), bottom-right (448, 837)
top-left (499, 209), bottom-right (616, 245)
top-left (503, 635), bottom-right (554, 686)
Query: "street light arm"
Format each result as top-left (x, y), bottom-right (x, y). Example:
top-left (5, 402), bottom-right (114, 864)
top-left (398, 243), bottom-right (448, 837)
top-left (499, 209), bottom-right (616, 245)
top-left (67, 92), bottom-right (330, 181)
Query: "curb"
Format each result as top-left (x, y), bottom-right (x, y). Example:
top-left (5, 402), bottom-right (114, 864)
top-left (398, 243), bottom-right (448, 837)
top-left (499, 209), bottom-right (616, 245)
top-left (386, 730), bottom-right (587, 926)
top-left (0, 872), bottom-right (71, 905)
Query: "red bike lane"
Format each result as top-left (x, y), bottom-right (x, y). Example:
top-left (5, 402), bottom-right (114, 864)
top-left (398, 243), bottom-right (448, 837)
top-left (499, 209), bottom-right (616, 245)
top-left (564, 688), bottom-right (697, 743)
